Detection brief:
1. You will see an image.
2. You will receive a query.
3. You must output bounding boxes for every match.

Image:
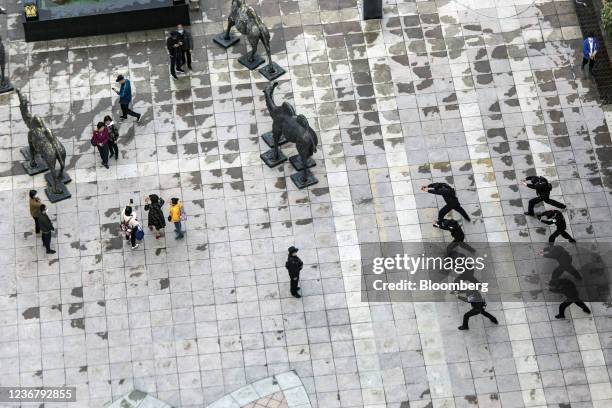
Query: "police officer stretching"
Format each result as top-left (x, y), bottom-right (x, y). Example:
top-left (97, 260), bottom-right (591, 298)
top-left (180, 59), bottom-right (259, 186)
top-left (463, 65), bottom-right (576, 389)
top-left (421, 183), bottom-right (471, 222)
top-left (286, 246), bottom-right (303, 298)
top-left (457, 290), bottom-right (498, 330)
top-left (522, 176), bottom-right (566, 216)
top-left (538, 210), bottom-right (576, 243)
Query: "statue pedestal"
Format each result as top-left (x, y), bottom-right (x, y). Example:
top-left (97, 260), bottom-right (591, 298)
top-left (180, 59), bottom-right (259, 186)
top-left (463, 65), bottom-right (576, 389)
top-left (44, 172), bottom-right (72, 203)
top-left (259, 63), bottom-right (286, 81)
top-left (289, 155), bottom-right (316, 171)
top-left (213, 32), bottom-right (239, 48)
top-left (20, 147), bottom-right (49, 175)
top-left (238, 54), bottom-right (265, 70)
top-left (260, 149), bottom-right (287, 168)
top-left (0, 80), bottom-right (13, 95)
top-left (290, 171), bottom-right (318, 189)
top-left (262, 132), bottom-right (288, 148)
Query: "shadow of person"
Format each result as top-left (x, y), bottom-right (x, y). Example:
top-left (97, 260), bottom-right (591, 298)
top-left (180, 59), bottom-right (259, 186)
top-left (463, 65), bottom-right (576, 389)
top-left (540, 244), bottom-right (582, 283)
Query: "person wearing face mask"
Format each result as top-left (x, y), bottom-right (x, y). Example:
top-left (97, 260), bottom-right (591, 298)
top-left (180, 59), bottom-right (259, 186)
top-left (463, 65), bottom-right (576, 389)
top-left (38, 204), bottom-right (56, 254)
top-left (91, 121), bottom-right (110, 169)
top-left (582, 32), bottom-right (599, 76)
top-left (176, 24), bottom-right (193, 71)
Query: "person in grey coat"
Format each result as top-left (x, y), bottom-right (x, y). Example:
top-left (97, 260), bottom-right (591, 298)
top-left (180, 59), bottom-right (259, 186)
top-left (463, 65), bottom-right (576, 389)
top-left (176, 24), bottom-right (193, 70)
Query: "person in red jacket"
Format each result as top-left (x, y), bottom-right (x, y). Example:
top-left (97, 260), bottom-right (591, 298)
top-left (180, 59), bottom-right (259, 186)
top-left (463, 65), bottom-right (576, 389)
top-left (92, 121), bottom-right (110, 169)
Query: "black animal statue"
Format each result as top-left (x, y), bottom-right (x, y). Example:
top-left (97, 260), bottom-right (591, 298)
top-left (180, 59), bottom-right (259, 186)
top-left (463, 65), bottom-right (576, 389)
top-left (262, 82), bottom-right (318, 187)
top-left (223, 0), bottom-right (271, 67)
top-left (17, 89), bottom-right (67, 195)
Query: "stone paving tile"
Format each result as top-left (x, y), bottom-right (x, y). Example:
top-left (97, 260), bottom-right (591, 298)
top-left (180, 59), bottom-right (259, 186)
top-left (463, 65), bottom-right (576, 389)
top-left (0, 0), bottom-right (612, 407)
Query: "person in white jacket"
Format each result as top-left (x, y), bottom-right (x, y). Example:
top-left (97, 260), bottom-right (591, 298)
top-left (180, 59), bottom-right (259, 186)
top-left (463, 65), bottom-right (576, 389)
top-left (121, 204), bottom-right (141, 249)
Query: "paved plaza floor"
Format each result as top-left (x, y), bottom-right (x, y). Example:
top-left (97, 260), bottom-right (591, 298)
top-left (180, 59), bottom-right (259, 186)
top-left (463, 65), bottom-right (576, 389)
top-left (1, 0), bottom-right (612, 406)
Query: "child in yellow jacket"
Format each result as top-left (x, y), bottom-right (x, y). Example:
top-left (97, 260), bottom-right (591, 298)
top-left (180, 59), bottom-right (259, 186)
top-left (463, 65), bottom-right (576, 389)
top-left (168, 198), bottom-right (184, 239)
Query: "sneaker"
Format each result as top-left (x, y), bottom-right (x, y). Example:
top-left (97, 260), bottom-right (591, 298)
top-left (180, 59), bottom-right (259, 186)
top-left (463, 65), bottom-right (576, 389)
top-left (582, 307), bottom-right (591, 314)
top-left (458, 326), bottom-right (469, 330)
top-left (119, 117), bottom-right (127, 121)
top-left (523, 212), bottom-right (534, 217)
top-left (46, 250), bottom-right (56, 254)
top-left (136, 114), bottom-right (142, 123)
top-left (292, 293), bottom-right (302, 298)
top-left (177, 68), bottom-right (185, 73)
top-left (132, 244), bottom-right (139, 249)
top-left (172, 75), bottom-right (178, 80)
top-left (176, 234), bottom-right (184, 240)
top-left (103, 163), bottom-right (109, 169)
top-left (188, 65), bottom-right (193, 70)
top-left (555, 314), bottom-right (565, 319)
top-left (490, 317), bottom-right (499, 325)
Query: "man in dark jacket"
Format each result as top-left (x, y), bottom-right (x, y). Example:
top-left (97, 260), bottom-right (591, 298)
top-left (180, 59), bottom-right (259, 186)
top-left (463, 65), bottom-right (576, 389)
top-left (551, 278), bottom-right (591, 319)
top-left (421, 183), bottom-right (471, 221)
top-left (176, 24), bottom-right (193, 70)
top-left (286, 246), bottom-right (303, 298)
top-left (434, 218), bottom-right (465, 242)
top-left (167, 31), bottom-right (184, 80)
top-left (538, 210), bottom-right (576, 243)
top-left (522, 176), bottom-right (565, 216)
top-left (458, 290), bottom-right (498, 330)
top-left (38, 204), bottom-right (56, 254)
top-left (29, 189), bottom-right (42, 234)
top-left (113, 75), bottom-right (141, 121)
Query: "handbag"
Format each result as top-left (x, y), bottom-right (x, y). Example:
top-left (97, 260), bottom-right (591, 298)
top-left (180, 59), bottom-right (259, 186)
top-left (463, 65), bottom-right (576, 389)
top-left (180, 208), bottom-right (187, 221)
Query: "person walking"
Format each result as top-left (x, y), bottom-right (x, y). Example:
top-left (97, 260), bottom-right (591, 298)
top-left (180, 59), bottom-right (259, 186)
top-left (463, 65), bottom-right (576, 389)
top-left (29, 189), bottom-right (43, 234)
top-left (421, 183), bottom-right (471, 222)
top-left (113, 75), bottom-right (142, 122)
top-left (176, 24), bottom-right (193, 71)
top-left (286, 246), bottom-right (303, 298)
top-left (522, 176), bottom-right (565, 216)
top-left (538, 210), bottom-right (576, 243)
top-left (144, 194), bottom-right (166, 239)
top-left (551, 278), bottom-right (591, 319)
top-left (104, 115), bottom-right (119, 161)
top-left (121, 202), bottom-right (142, 249)
top-left (457, 290), bottom-right (498, 330)
top-left (38, 204), bottom-right (56, 254)
top-left (92, 121), bottom-right (110, 169)
top-left (582, 32), bottom-right (599, 75)
top-left (168, 198), bottom-right (185, 239)
top-left (167, 31), bottom-right (184, 80)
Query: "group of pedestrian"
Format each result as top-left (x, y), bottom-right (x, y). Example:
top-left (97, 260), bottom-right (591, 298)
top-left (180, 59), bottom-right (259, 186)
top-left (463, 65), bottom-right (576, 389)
top-left (166, 24), bottom-right (193, 80)
top-left (120, 196), bottom-right (185, 249)
top-left (29, 190), bottom-right (55, 254)
top-left (91, 116), bottom-right (119, 169)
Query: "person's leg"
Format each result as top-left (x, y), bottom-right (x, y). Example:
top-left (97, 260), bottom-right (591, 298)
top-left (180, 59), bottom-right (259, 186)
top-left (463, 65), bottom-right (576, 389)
top-left (556, 300), bottom-right (571, 318)
top-left (582, 57), bottom-right (589, 70)
top-left (589, 58), bottom-right (595, 74)
top-left (112, 141), bottom-right (119, 159)
top-left (130, 231), bottom-right (137, 248)
top-left (453, 204), bottom-right (471, 222)
top-left (290, 276), bottom-right (299, 296)
top-left (34, 217), bottom-right (40, 234)
top-left (42, 232), bottom-right (54, 253)
top-left (543, 197), bottom-right (566, 209)
top-left (174, 222), bottom-right (183, 239)
top-left (120, 104), bottom-right (128, 119)
top-left (170, 55), bottom-right (177, 78)
top-left (481, 310), bottom-right (498, 324)
top-left (186, 50), bottom-right (192, 69)
top-left (558, 229), bottom-right (576, 243)
top-left (126, 106), bottom-right (140, 120)
top-left (574, 301), bottom-right (591, 314)
top-left (459, 307), bottom-right (480, 329)
top-left (527, 196), bottom-right (543, 215)
top-left (100, 145), bottom-right (109, 166)
top-left (438, 204), bottom-right (452, 221)
top-left (549, 230), bottom-right (561, 243)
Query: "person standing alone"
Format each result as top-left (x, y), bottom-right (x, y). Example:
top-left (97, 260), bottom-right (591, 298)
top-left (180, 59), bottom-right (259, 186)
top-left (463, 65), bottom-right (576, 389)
top-left (113, 75), bottom-right (142, 122)
top-left (582, 32), bottom-right (599, 76)
top-left (38, 204), bottom-right (56, 254)
top-left (92, 122), bottom-right (110, 169)
top-left (286, 246), bottom-right (303, 298)
top-left (29, 189), bottom-right (42, 234)
top-left (176, 24), bottom-right (193, 71)
top-left (168, 198), bottom-right (185, 239)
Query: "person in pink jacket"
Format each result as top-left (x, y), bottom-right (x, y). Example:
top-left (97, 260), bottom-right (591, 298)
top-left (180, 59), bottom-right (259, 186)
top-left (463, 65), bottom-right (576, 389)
top-left (92, 121), bottom-right (110, 169)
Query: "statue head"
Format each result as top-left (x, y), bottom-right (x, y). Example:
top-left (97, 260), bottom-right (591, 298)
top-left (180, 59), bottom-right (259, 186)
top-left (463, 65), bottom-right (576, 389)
top-left (231, 0), bottom-right (244, 8)
top-left (264, 81), bottom-right (279, 96)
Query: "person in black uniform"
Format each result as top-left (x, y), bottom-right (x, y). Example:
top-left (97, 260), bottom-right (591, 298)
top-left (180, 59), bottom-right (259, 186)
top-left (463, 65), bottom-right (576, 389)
top-left (550, 278), bottom-right (591, 319)
top-left (166, 31), bottom-right (184, 80)
top-left (538, 210), bottom-right (576, 243)
top-left (286, 246), bottom-right (303, 298)
top-left (457, 290), bottom-right (498, 330)
top-left (522, 176), bottom-right (565, 216)
top-left (434, 218), bottom-right (464, 242)
top-left (421, 183), bottom-right (471, 222)
top-left (539, 245), bottom-right (582, 282)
